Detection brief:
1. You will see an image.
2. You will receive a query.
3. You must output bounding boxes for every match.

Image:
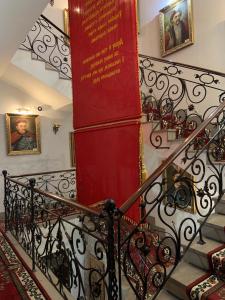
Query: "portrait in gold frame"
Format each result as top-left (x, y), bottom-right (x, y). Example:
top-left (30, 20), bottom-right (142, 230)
top-left (63, 9), bottom-right (70, 36)
top-left (70, 132), bottom-right (75, 167)
top-left (162, 162), bottom-right (196, 214)
top-left (6, 113), bottom-right (41, 156)
top-left (159, 0), bottom-right (194, 57)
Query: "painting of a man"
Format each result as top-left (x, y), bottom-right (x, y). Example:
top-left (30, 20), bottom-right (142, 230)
top-left (166, 9), bottom-right (189, 51)
top-left (6, 114), bottom-right (41, 155)
top-left (11, 118), bottom-right (37, 151)
top-left (163, 163), bottom-right (195, 213)
top-left (160, 0), bottom-right (194, 56)
top-left (167, 172), bottom-right (192, 208)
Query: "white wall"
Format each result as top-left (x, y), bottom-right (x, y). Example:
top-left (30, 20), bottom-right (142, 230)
top-left (0, 79), bottom-right (73, 212)
top-left (142, 122), bottom-right (218, 243)
top-left (138, 0), bottom-right (225, 73)
top-left (0, 0), bottom-right (49, 77)
top-left (139, 0), bottom-right (225, 236)
top-left (43, 0), bottom-right (68, 31)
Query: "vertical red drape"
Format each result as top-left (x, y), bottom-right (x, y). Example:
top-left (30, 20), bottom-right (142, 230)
top-left (69, 0), bottom-right (141, 221)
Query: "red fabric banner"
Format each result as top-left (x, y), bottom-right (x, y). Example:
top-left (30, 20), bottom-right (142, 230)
top-left (69, 0), bottom-right (141, 221)
top-left (69, 0), bottom-right (141, 128)
top-left (75, 123), bottom-right (140, 221)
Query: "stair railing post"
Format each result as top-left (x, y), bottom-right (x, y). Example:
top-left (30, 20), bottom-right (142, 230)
top-left (197, 228), bottom-right (206, 245)
top-left (2, 170), bottom-right (8, 231)
top-left (104, 199), bottom-right (119, 300)
top-left (29, 178), bottom-right (36, 271)
top-left (117, 218), bottom-right (122, 300)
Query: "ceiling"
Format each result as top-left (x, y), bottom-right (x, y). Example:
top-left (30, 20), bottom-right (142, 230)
top-left (0, 0), bottom-right (73, 113)
top-left (0, 0), bottom-right (49, 77)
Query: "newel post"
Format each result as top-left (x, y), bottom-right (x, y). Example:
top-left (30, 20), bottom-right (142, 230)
top-left (2, 170), bottom-right (8, 231)
top-left (104, 199), bottom-right (118, 300)
top-left (29, 178), bottom-right (36, 271)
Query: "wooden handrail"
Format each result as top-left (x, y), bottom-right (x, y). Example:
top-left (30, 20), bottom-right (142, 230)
top-left (10, 169), bottom-right (75, 178)
top-left (120, 100), bottom-right (225, 214)
top-left (41, 14), bottom-right (70, 39)
top-left (139, 54), bottom-right (225, 78)
top-left (6, 177), bottom-right (100, 217)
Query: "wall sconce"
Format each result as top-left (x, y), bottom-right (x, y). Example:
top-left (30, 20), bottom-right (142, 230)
top-left (53, 123), bottom-right (61, 134)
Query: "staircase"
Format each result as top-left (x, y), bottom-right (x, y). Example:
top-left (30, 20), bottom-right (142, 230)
top-left (159, 198), bottom-right (225, 299)
top-left (8, 13), bottom-right (73, 108)
top-left (1, 10), bottom-right (225, 297)
top-left (0, 0), bottom-right (49, 77)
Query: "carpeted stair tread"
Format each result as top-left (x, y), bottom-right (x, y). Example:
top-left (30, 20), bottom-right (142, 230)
top-left (0, 229), bottom-right (51, 300)
top-left (170, 261), bottom-right (205, 285)
top-left (188, 238), bottom-right (223, 255)
top-left (215, 198), bottom-right (225, 215)
top-left (157, 290), bottom-right (179, 299)
top-left (198, 213), bottom-right (225, 243)
top-left (165, 262), bottom-right (206, 299)
top-left (198, 213), bottom-right (225, 229)
top-left (184, 238), bottom-right (223, 271)
top-left (186, 237), bottom-right (225, 299)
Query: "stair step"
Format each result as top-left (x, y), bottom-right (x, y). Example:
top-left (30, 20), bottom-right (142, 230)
top-left (31, 52), bottom-right (43, 61)
top-left (121, 275), bottom-right (136, 299)
top-left (165, 262), bottom-right (206, 300)
top-left (59, 72), bottom-right (71, 80)
top-left (157, 290), bottom-right (179, 299)
top-left (44, 62), bottom-right (70, 80)
top-left (45, 62), bottom-right (57, 71)
top-left (184, 237), bottom-right (223, 271)
top-left (215, 198), bottom-right (225, 215)
top-left (198, 214), bottom-right (225, 243)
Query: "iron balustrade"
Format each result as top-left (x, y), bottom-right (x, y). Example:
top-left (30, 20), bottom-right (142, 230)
top-left (20, 14), bottom-right (71, 79)
top-left (3, 98), bottom-right (225, 299)
top-left (118, 100), bottom-right (225, 299)
top-left (139, 54), bottom-right (225, 149)
top-left (3, 172), bottom-right (119, 299)
top-left (11, 169), bottom-right (76, 200)
top-left (6, 20), bottom-right (225, 296)
top-left (4, 99), bottom-right (225, 299)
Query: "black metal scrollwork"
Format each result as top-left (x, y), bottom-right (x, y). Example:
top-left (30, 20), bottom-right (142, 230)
top-left (20, 15), bottom-right (71, 79)
top-left (3, 171), bottom-right (119, 300)
top-left (3, 82), bottom-right (225, 300)
top-left (117, 104), bottom-right (225, 299)
top-left (139, 54), bottom-right (225, 149)
top-left (15, 169), bottom-right (76, 200)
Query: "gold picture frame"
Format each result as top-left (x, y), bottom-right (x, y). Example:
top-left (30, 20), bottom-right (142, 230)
top-left (63, 8), bottom-right (70, 44)
top-left (70, 132), bottom-right (75, 167)
top-left (89, 255), bottom-right (105, 300)
top-left (6, 113), bottom-right (41, 156)
top-left (159, 0), bottom-right (194, 57)
top-left (136, 0), bottom-right (140, 35)
top-left (162, 162), bottom-right (196, 214)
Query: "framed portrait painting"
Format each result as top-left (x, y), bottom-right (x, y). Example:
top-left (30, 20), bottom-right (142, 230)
top-left (63, 8), bottom-right (70, 45)
top-left (63, 8), bottom-right (70, 37)
top-left (70, 132), bottom-right (75, 167)
top-left (6, 114), bottom-right (41, 156)
top-left (163, 162), bottom-right (196, 213)
top-left (159, 0), bottom-right (194, 57)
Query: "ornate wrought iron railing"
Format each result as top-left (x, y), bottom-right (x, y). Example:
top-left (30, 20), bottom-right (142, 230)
top-left (3, 98), bottom-right (225, 299)
top-left (11, 169), bottom-right (76, 200)
top-left (20, 14), bottom-right (71, 79)
top-left (3, 172), bottom-right (119, 299)
top-left (4, 44), bottom-right (225, 298)
top-left (139, 54), bottom-right (225, 149)
top-left (117, 100), bottom-right (225, 299)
